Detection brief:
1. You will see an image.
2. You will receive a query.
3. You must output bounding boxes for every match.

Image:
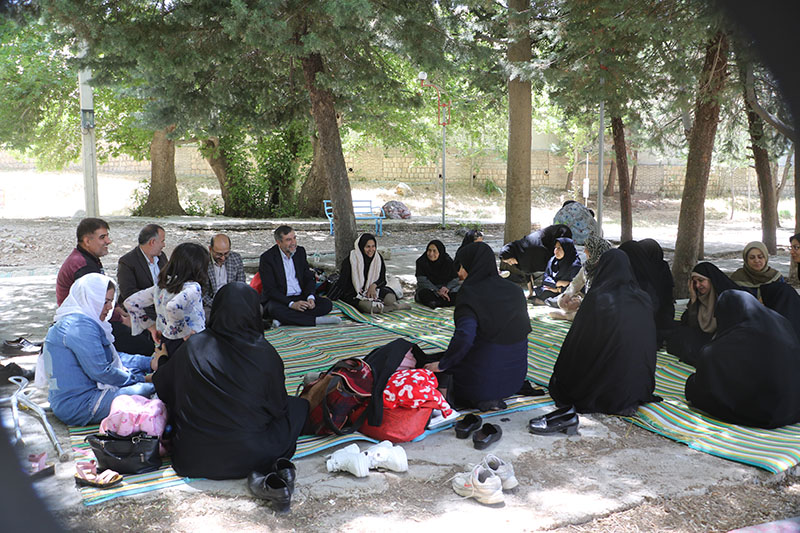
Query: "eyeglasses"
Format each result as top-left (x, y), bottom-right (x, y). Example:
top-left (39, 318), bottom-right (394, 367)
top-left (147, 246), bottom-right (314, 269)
top-left (791, 245), bottom-right (800, 251)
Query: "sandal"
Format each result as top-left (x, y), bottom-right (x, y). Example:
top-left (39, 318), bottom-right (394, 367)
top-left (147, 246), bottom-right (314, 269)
top-left (28, 452), bottom-right (55, 481)
top-left (74, 460), bottom-right (123, 489)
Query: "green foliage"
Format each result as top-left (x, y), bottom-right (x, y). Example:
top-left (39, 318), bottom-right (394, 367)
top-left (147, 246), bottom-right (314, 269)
top-left (130, 177), bottom-right (150, 216)
top-left (482, 178), bottom-right (503, 196)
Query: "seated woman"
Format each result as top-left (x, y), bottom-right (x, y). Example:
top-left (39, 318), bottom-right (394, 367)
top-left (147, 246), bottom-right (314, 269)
top-left (415, 240), bottom-right (459, 308)
top-left (619, 238), bottom-right (675, 345)
top-left (152, 282), bottom-right (308, 479)
top-left (665, 262), bottom-right (742, 366)
top-left (331, 233), bottom-right (409, 313)
top-left (42, 273), bottom-right (155, 426)
top-left (500, 224), bottom-right (572, 294)
top-left (423, 242), bottom-right (530, 410)
top-left (552, 200), bottom-right (599, 245)
top-left (685, 290), bottom-right (800, 429)
top-left (731, 240), bottom-right (800, 340)
top-left (548, 250), bottom-right (660, 415)
top-left (125, 242), bottom-right (209, 357)
top-left (551, 233), bottom-right (613, 321)
top-left (530, 237), bottom-right (582, 304)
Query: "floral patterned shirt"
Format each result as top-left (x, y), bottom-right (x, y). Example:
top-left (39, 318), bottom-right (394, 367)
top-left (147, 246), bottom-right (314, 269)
top-left (124, 282), bottom-right (205, 340)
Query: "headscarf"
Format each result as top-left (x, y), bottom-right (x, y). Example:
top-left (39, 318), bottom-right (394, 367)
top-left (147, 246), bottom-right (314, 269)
top-left (454, 242), bottom-right (531, 344)
top-left (730, 241), bottom-right (782, 287)
top-left (583, 232), bottom-right (613, 285)
top-left (54, 273), bottom-right (115, 344)
top-left (688, 262), bottom-right (742, 333)
top-left (415, 240), bottom-right (456, 287)
top-left (499, 224), bottom-right (572, 274)
top-left (207, 282), bottom-right (264, 347)
top-left (53, 272), bottom-right (123, 389)
top-left (349, 233), bottom-right (383, 298)
top-left (459, 229), bottom-right (483, 250)
top-left (549, 237), bottom-right (581, 279)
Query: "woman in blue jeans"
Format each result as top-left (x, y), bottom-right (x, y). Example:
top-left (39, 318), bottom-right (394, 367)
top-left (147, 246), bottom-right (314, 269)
top-left (42, 273), bottom-right (155, 426)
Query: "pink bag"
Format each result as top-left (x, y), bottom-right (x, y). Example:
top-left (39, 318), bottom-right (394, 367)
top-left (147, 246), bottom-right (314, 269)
top-left (100, 395), bottom-right (167, 439)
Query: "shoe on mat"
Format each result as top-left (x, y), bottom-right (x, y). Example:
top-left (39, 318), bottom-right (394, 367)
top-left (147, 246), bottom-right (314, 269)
top-left (364, 441), bottom-right (408, 472)
top-left (326, 445), bottom-right (370, 478)
top-left (452, 464), bottom-right (504, 505)
top-left (74, 460), bottom-right (122, 489)
top-left (482, 454), bottom-right (518, 490)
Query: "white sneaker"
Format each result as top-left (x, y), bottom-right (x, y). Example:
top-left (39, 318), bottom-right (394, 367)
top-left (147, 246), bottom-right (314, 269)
top-left (452, 464), bottom-right (504, 505)
top-left (365, 441), bottom-right (408, 472)
top-left (482, 454), bottom-right (518, 490)
top-left (326, 445), bottom-right (370, 478)
top-left (271, 319), bottom-right (282, 328)
top-left (428, 409), bottom-right (461, 429)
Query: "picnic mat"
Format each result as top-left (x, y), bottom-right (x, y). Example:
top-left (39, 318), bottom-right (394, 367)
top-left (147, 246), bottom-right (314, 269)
top-left (68, 425), bottom-right (196, 506)
top-left (333, 300), bottom-right (800, 474)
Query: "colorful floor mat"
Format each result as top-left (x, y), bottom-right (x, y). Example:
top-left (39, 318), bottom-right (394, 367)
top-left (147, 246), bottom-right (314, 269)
top-left (333, 300), bottom-right (800, 474)
top-left (68, 425), bottom-right (196, 506)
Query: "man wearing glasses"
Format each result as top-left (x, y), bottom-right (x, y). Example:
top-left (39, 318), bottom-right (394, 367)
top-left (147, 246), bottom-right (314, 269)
top-left (203, 233), bottom-right (246, 312)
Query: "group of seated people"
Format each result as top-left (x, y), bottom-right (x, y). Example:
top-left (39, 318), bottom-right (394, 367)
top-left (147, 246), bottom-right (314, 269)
top-left (38, 213), bottom-right (800, 485)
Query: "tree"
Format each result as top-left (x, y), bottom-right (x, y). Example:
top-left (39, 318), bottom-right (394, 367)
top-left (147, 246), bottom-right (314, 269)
top-left (672, 31), bottom-right (730, 297)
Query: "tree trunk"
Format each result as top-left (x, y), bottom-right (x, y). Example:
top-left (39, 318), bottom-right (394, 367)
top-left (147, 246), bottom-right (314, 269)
top-left (140, 128), bottom-right (185, 216)
top-left (604, 159), bottom-right (615, 196)
top-left (775, 145), bottom-right (793, 228)
top-left (630, 149), bottom-right (638, 195)
top-left (742, 75), bottom-right (778, 254)
top-left (611, 116), bottom-right (633, 242)
top-left (503, 0), bottom-right (532, 244)
top-left (201, 137), bottom-right (233, 216)
top-left (302, 52), bottom-right (356, 267)
top-left (673, 31), bottom-right (729, 298)
top-left (297, 134), bottom-right (327, 217)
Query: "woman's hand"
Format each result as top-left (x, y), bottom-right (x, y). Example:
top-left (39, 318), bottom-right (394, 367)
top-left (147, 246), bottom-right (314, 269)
top-left (504, 257), bottom-right (518, 266)
top-left (182, 330), bottom-right (196, 341)
top-left (437, 286), bottom-right (450, 301)
top-left (424, 362), bottom-right (441, 373)
top-left (148, 325), bottom-right (161, 345)
top-left (367, 283), bottom-right (378, 300)
top-left (145, 373), bottom-right (153, 383)
top-left (555, 280), bottom-right (570, 288)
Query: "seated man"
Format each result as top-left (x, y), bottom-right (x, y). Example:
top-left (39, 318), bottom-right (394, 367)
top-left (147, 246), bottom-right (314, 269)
top-left (116, 224), bottom-right (168, 354)
top-left (203, 233), bottom-right (246, 312)
top-left (259, 225), bottom-right (340, 327)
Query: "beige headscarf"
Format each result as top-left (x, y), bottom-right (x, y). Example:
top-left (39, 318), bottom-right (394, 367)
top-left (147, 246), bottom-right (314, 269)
top-left (730, 241), bottom-right (782, 287)
top-left (688, 272), bottom-right (717, 333)
top-left (350, 234), bottom-right (383, 300)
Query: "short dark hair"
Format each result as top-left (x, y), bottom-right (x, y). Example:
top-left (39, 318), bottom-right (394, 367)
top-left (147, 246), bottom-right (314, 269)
top-left (274, 225), bottom-right (293, 241)
top-left (209, 233), bottom-right (231, 248)
top-left (791, 234), bottom-right (800, 245)
top-left (157, 242), bottom-right (209, 293)
top-left (76, 218), bottom-right (109, 244)
top-left (138, 224), bottom-right (164, 245)
top-left (107, 280), bottom-right (116, 293)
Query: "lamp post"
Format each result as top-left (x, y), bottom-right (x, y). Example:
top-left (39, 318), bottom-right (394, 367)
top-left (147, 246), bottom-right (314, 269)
top-left (418, 72), bottom-right (451, 227)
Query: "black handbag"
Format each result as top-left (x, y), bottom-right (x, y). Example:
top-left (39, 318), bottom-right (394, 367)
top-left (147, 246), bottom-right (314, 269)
top-left (85, 432), bottom-right (162, 475)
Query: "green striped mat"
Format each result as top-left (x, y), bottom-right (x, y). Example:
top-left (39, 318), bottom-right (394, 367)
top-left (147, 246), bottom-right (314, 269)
top-left (333, 300), bottom-right (800, 474)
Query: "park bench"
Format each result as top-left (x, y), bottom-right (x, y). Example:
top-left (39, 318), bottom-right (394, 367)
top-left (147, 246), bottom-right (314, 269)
top-left (323, 199), bottom-right (386, 236)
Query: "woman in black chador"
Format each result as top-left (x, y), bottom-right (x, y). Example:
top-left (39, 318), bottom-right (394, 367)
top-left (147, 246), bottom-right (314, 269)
top-left (415, 240), bottom-right (459, 308)
top-left (548, 249), bottom-right (660, 415)
top-left (618, 238), bottom-right (675, 345)
top-left (153, 282), bottom-right (308, 479)
top-left (685, 290), bottom-right (800, 429)
top-left (665, 262), bottom-right (742, 366)
top-left (499, 224), bottom-right (572, 291)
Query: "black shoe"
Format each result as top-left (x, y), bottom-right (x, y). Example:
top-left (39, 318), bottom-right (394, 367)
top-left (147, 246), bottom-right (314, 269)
top-left (0, 363), bottom-right (34, 382)
top-left (528, 412), bottom-right (579, 436)
top-left (472, 423), bottom-right (502, 450)
top-left (248, 471), bottom-right (291, 513)
top-left (273, 458), bottom-right (296, 494)
top-left (2, 338), bottom-right (41, 357)
top-left (454, 413), bottom-right (482, 439)
top-left (476, 399), bottom-right (507, 412)
top-left (529, 405), bottom-right (576, 423)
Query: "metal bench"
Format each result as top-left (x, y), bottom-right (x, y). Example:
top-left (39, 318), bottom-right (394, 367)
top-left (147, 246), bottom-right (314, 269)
top-left (323, 199), bottom-right (386, 236)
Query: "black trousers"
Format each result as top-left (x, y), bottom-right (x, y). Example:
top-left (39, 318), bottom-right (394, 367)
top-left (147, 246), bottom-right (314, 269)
top-left (111, 320), bottom-right (155, 356)
top-left (266, 296), bottom-right (334, 326)
top-left (415, 288), bottom-right (457, 309)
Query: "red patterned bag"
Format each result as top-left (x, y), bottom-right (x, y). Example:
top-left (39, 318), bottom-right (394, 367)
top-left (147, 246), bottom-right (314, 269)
top-left (299, 358), bottom-right (374, 436)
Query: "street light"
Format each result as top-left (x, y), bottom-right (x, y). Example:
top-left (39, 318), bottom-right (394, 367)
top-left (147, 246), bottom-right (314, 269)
top-left (418, 72), bottom-right (451, 227)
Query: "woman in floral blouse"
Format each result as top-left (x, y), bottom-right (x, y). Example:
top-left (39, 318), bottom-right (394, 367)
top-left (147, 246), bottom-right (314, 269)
top-left (125, 242), bottom-right (209, 356)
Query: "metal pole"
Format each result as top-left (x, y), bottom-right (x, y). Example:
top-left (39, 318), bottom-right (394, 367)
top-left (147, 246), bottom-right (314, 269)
top-left (78, 44), bottom-right (99, 216)
top-left (597, 100), bottom-right (605, 234)
top-left (441, 124), bottom-right (446, 227)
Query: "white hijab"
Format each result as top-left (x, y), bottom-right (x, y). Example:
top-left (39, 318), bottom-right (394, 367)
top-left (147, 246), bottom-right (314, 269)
top-left (350, 234), bottom-right (383, 300)
top-left (52, 273), bottom-right (124, 389)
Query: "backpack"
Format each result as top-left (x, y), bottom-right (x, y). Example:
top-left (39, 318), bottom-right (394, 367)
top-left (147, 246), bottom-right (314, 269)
top-left (299, 358), bottom-right (373, 436)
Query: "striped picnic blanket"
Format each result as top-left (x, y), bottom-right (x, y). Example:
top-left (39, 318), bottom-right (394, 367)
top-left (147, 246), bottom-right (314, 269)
top-left (333, 300), bottom-right (800, 474)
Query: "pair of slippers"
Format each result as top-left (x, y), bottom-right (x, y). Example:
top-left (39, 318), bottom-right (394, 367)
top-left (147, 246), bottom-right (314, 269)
top-left (454, 414), bottom-right (502, 450)
top-left (28, 452), bottom-right (55, 481)
top-left (74, 460), bottom-right (123, 489)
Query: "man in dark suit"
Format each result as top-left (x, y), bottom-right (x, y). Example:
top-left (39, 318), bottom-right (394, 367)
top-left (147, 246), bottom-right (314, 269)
top-left (259, 225), bottom-right (340, 327)
top-left (115, 224), bottom-right (168, 353)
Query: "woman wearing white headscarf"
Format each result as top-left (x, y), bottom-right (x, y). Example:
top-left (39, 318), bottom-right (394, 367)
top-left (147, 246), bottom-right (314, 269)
top-left (42, 273), bottom-right (156, 425)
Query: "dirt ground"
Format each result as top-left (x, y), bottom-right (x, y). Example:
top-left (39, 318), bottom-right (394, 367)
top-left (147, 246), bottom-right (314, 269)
top-left (2, 170), bottom-right (800, 533)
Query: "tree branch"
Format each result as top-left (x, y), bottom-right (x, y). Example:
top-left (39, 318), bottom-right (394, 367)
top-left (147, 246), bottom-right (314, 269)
top-left (744, 63), bottom-right (796, 141)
